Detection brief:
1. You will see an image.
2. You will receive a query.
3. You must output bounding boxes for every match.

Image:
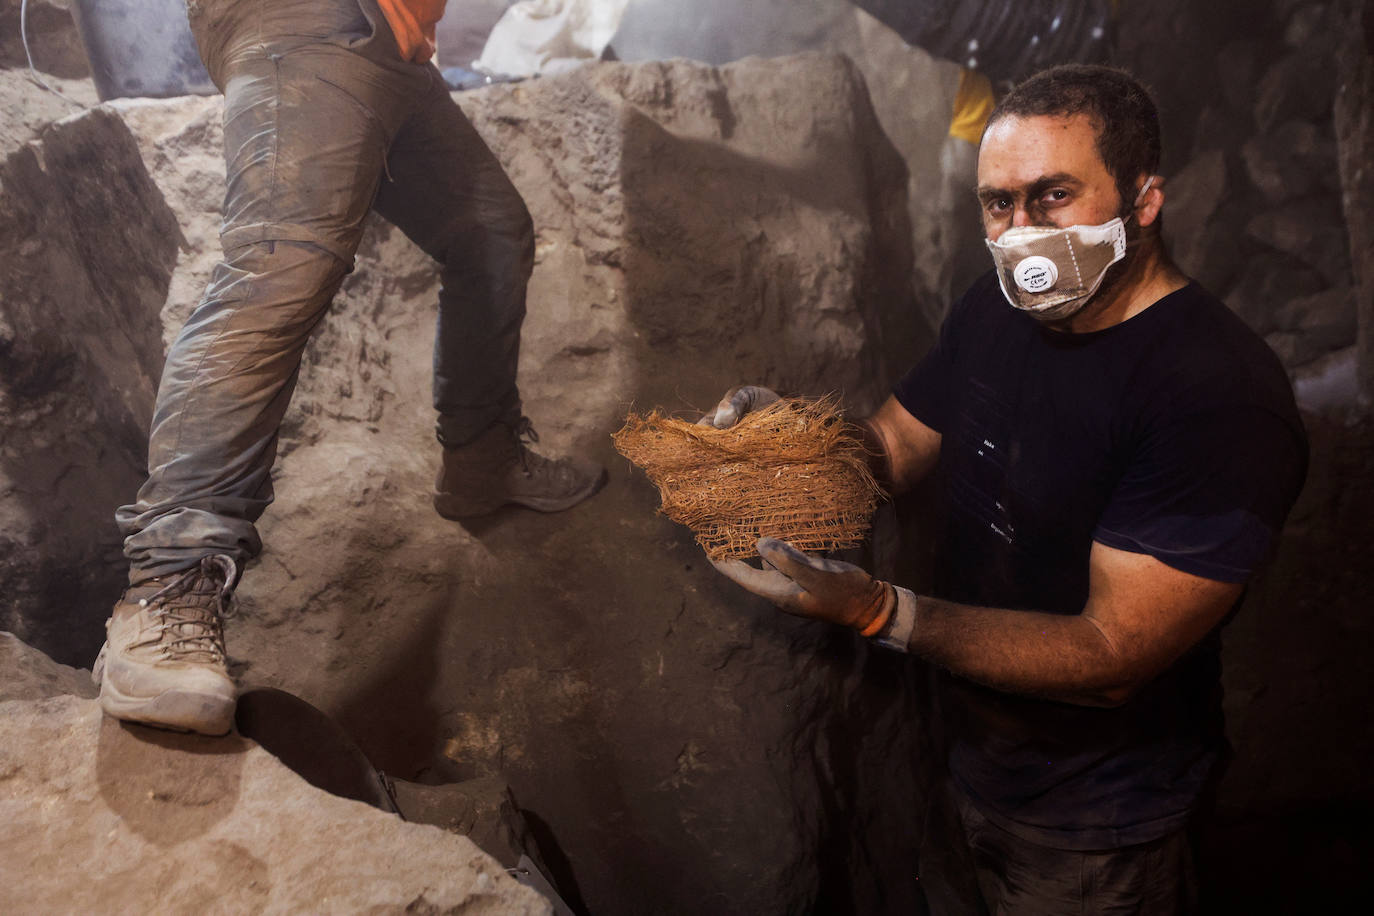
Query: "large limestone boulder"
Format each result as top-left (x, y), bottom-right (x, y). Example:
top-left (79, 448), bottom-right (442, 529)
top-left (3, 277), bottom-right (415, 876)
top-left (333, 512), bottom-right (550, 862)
top-left (612, 0), bottom-right (964, 348)
top-left (3, 54), bottom-right (925, 915)
top-left (0, 104), bottom-right (170, 665)
top-left (0, 633), bottom-right (550, 913)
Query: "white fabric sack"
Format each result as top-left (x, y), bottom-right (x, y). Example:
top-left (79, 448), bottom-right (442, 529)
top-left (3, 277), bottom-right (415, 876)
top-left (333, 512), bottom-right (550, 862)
top-left (473, 0), bottom-right (630, 77)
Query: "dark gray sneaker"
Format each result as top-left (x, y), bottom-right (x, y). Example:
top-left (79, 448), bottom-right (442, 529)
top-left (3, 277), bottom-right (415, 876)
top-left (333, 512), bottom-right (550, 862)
top-left (93, 555), bottom-right (238, 736)
top-left (434, 418), bottom-right (607, 519)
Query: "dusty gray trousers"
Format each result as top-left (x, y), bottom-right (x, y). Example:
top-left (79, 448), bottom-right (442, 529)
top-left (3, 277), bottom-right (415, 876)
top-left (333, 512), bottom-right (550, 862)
top-left (920, 780), bottom-right (1199, 915)
top-left (117, 0), bottom-right (533, 583)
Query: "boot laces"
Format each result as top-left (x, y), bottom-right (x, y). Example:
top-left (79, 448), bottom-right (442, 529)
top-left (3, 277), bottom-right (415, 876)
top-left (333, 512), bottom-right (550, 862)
top-left (509, 416), bottom-right (583, 485)
top-left (132, 555), bottom-right (237, 664)
top-left (512, 416), bottom-right (543, 475)
top-left (513, 416), bottom-right (540, 445)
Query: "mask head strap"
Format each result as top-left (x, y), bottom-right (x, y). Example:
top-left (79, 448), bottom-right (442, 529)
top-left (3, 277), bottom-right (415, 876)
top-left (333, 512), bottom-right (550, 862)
top-left (1126, 175), bottom-right (1157, 223)
top-left (1134, 175), bottom-right (1156, 207)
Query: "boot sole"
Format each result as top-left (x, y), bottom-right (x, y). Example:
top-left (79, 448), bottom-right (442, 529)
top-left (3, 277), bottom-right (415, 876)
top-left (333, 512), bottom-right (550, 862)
top-left (99, 679), bottom-right (236, 737)
top-left (434, 468), bottom-right (608, 519)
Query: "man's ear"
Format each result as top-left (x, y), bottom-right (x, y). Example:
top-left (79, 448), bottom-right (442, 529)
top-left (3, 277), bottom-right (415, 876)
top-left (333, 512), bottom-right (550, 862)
top-left (1134, 173), bottom-right (1165, 227)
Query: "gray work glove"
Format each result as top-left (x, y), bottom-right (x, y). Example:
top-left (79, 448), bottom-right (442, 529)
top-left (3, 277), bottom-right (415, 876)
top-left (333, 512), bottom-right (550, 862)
top-left (697, 385), bottom-right (781, 429)
top-left (711, 537), bottom-right (895, 636)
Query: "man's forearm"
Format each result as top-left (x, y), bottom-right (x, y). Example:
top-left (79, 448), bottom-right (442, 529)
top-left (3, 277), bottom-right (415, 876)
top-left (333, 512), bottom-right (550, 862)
top-left (854, 418), bottom-right (895, 491)
top-left (888, 593), bottom-right (1135, 707)
top-left (859, 397), bottom-right (942, 494)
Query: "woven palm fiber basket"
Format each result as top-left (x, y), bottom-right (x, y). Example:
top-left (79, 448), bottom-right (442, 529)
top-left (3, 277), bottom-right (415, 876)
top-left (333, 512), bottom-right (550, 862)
top-left (612, 397), bottom-right (886, 560)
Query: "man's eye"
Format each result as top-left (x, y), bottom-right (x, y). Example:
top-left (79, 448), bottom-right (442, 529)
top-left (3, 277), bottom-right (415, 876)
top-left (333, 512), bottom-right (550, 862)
top-left (1041, 189), bottom-right (1070, 204)
top-left (985, 198), bottom-right (1012, 214)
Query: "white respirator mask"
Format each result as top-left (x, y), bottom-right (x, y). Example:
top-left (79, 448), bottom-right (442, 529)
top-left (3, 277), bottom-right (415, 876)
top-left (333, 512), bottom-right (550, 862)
top-left (984, 177), bottom-right (1155, 322)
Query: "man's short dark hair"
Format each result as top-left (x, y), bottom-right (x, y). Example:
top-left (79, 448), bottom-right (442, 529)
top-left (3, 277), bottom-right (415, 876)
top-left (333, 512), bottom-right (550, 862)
top-left (986, 64), bottom-right (1161, 211)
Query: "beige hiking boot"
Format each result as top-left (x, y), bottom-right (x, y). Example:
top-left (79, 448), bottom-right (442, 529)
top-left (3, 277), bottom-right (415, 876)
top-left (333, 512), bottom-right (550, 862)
top-left (434, 417), bottom-right (607, 519)
top-left (93, 555), bottom-right (238, 736)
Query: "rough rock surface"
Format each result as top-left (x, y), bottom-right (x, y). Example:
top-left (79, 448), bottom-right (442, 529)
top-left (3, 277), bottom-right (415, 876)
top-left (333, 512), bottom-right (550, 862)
top-left (1119, 0), bottom-right (1361, 416)
top-left (442, 0), bottom-right (967, 347)
top-left (612, 0), bottom-right (964, 355)
top-left (1335, 0), bottom-right (1374, 408)
top-left (4, 54), bottom-right (925, 915)
top-left (0, 0), bottom-right (88, 79)
top-left (0, 629), bottom-right (96, 701)
top-left (0, 104), bottom-right (172, 665)
top-left (0, 633), bottom-right (550, 914)
top-left (0, 68), bottom-right (97, 155)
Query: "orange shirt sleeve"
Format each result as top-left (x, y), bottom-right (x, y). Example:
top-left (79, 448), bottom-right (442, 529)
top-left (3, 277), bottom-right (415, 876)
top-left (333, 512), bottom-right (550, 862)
top-left (948, 68), bottom-right (996, 146)
top-left (375, 0), bottom-right (447, 63)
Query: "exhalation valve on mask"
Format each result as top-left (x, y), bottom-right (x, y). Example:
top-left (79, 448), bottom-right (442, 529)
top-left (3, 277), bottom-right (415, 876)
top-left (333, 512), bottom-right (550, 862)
top-left (985, 176), bottom-right (1155, 322)
top-left (985, 219), bottom-right (1127, 321)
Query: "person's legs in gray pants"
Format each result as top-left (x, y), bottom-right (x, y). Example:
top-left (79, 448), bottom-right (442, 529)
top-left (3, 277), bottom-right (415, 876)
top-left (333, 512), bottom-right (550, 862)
top-left (371, 67), bottom-right (533, 447)
top-left (101, 0), bottom-right (602, 734)
top-left (117, 0), bottom-right (537, 582)
top-left (103, 0), bottom-right (605, 735)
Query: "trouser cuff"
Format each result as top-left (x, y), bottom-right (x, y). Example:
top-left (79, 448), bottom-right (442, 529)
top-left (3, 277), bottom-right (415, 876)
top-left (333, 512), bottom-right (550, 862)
top-left (436, 401), bottom-right (522, 447)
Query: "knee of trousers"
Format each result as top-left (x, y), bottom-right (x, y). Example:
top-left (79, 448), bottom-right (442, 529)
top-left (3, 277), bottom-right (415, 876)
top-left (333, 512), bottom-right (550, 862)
top-left (224, 235), bottom-right (353, 276)
top-left (203, 237), bottom-right (354, 335)
top-left (154, 237), bottom-right (354, 439)
top-left (508, 206), bottom-right (536, 278)
top-left (436, 201), bottom-right (535, 282)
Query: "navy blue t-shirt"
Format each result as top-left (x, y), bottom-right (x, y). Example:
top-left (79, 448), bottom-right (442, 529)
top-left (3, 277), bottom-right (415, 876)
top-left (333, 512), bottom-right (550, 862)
top-left (895, 272), bottom-right (1307, 850)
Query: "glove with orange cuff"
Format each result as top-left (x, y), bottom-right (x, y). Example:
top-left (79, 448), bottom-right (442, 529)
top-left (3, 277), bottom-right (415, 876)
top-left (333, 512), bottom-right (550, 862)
top-left (711, 537), bottom-right (917, 649)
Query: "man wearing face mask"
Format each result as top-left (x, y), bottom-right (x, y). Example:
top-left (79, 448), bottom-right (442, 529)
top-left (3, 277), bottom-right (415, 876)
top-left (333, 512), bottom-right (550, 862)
top-left (707, 64), bottom-right (1307, 913)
